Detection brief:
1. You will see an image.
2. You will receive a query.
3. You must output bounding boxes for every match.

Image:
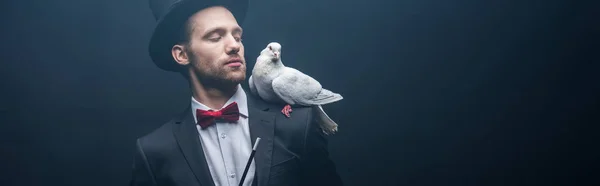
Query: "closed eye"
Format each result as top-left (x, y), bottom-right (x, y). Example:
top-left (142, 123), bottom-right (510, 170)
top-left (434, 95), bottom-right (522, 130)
top-left (209, 36), bottom-right (222, 42)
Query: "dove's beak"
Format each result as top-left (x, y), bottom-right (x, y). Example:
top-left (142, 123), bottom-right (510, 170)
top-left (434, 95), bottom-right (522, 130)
top-left (272, 52), bottom-right (279, 62)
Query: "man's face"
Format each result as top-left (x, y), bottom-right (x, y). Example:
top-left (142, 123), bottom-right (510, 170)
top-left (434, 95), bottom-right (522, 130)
top-left (179, 6), bottom-right (245, 86)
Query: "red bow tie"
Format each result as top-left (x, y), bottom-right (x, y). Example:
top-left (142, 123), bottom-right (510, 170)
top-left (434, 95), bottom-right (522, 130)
top-left (196, 102), bottom-right (241, 129)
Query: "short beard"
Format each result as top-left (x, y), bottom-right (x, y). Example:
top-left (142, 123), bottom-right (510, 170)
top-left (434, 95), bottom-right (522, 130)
top-left (197, 68), bottom-right (244, 90)
top-left (187, 50), bottom-right (245, 90)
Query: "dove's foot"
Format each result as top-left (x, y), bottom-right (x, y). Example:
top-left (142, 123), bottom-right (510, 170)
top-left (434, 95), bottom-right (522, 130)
top-left (281, 104), bottom-right (292, 117)
top-left (322, 125), bottom-right (338, 135)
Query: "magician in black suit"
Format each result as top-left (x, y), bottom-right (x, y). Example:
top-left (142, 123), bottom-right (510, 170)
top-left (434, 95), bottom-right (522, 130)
top-left (129, 0), bottom-right (343, 186)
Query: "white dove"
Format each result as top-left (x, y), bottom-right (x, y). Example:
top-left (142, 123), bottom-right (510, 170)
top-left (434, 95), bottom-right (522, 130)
top-left (248, 42), bottom-right (343, 135)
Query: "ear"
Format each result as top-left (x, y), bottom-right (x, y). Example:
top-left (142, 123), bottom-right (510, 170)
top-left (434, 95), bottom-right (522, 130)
top-left (172, 44), bottom-right (190, 66)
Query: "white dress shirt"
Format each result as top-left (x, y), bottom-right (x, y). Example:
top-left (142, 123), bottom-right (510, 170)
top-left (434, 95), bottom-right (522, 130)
top-left (191, 85), bottom-right (256, 186)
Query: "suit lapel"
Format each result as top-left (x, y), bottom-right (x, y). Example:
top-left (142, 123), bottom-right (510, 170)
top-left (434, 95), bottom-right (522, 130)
top-left (247, 94), bottom-right (276, 186)
top-left (172, 107), bottom-right (216, 186)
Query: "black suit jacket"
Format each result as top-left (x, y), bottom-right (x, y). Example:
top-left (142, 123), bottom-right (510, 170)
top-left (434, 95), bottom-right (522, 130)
top-left (129, 92), bottom-right (343, 186)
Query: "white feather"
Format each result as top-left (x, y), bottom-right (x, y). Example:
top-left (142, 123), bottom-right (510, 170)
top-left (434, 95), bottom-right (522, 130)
top-left (251, 42), bottom-right (343, 135)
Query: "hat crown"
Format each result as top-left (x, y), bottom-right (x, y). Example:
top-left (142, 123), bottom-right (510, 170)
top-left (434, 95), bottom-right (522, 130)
top-left (149, 0), bottom-right (182, 21)
top-left (149, 0), bottom-right (241, 21)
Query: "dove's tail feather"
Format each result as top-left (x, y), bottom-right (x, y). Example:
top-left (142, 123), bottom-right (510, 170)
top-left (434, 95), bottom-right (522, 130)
top-left (304, 88), bottom-right (343, 105)
top-left (312, 105), bottom-right (338, 135)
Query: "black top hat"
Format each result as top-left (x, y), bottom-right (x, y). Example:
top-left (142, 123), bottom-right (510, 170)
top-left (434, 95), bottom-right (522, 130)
top-left (148, 0), bottom-right (249, 72)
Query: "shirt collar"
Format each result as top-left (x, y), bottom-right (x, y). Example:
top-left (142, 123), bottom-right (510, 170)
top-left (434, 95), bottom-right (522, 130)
top-left (191, 84), bottom-right (249, 123)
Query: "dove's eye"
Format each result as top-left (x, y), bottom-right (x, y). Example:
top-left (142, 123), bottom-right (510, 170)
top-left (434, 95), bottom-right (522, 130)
top-left (268, 46), bottom-right (272, 50)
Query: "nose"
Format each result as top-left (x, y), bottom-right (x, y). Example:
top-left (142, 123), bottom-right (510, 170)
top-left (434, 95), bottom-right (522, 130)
top-left (225, 35), bottom-right (241, 55)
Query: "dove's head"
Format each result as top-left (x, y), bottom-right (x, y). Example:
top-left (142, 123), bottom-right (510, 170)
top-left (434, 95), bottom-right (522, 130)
top-left (261, 42), bottom-right (282, 62)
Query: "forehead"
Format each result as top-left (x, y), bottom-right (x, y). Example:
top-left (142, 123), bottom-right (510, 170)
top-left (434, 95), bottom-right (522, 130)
top-left (188, 6), bottom-right (241, 34)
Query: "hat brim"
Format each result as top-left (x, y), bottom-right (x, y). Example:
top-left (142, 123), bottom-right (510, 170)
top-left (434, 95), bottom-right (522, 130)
top-left (148, 0), bottom-right (248, 72)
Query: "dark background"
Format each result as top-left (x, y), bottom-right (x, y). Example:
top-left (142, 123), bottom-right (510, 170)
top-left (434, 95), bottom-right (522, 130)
top-left (1, 0), bottom-right (598, 185)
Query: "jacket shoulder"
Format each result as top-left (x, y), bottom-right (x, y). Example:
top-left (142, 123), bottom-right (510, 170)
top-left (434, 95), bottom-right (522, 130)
top-left (247, 91), bottom-right (316, 133)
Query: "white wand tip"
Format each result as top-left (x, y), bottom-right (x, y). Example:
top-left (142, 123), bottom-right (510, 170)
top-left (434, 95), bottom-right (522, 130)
top-left (253, 137), bottom-right (261, 150)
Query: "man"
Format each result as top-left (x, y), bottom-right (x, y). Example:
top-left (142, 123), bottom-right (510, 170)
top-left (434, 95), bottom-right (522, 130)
top-left (129, 0), bottom-right (343, 186)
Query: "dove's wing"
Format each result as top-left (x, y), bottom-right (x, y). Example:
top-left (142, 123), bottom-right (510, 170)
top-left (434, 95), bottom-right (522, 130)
top-left (272, 67), bottom-right (342, 106)
top-left (311, 88), bottom-right (344, 104)
top-left (248, 75), bottom-right (258, 96)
